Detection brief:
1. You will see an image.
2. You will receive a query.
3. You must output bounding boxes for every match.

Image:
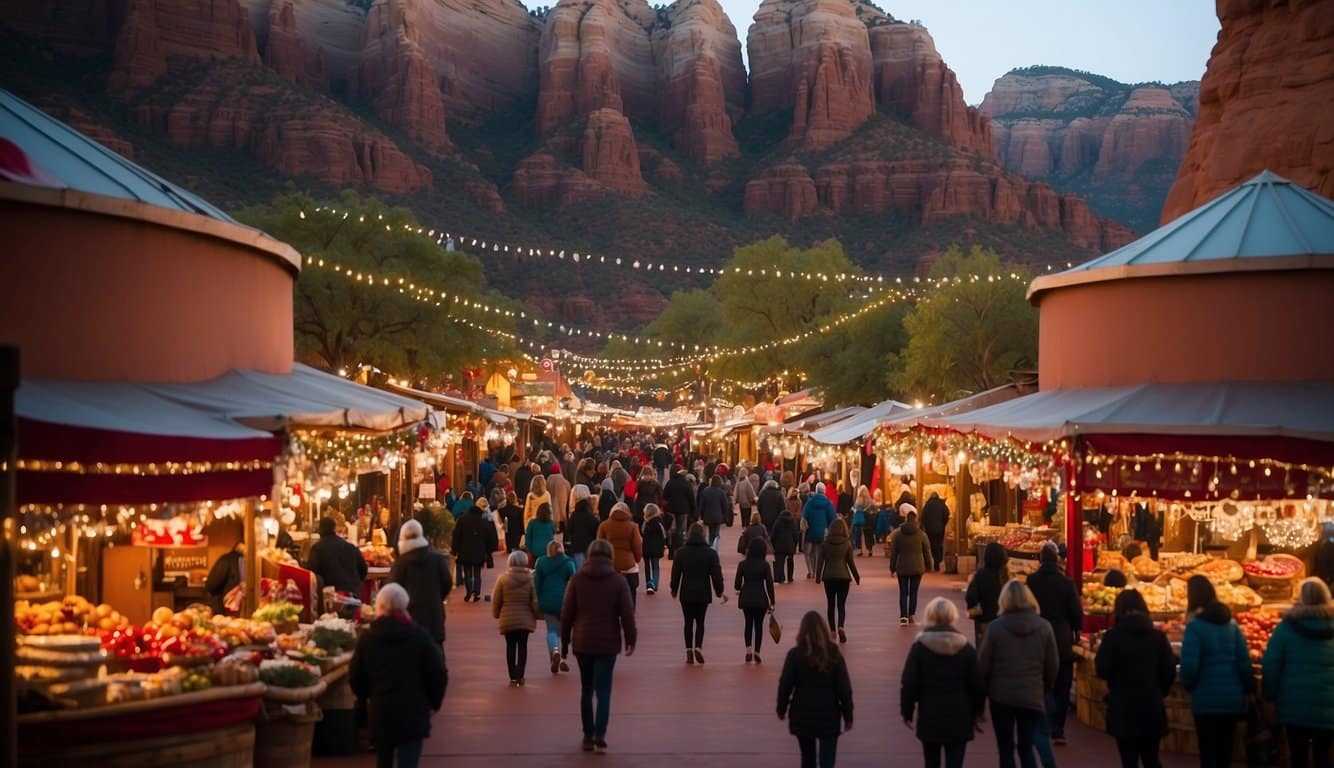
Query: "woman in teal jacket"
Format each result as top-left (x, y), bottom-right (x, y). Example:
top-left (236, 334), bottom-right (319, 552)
top-left (1178, 576), bottom-right (1255, 768)
top-left (533, 539), bottom-right (576, 674)
top-left (1261, 578), bottom-right (1334, 768)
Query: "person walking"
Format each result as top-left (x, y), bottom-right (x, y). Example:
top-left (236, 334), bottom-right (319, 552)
top-left (901, 597), bottom-right (985, 768)
top-left (736, 536), bottom-right (776, 664)
top-left (524, 502), bottom-right (556, 568)
top-left (640, 503), bottom-right (669, 595)
top-left (979, 580), bottom-right (1059, 768)
top-left (350, 583), bottom-right (446, 768)
top-left (1094, 589), bottom-right (1176, 768)
top-left (389, 520), bottom-right (452, 648)
top-left (734, 471), bottom-right (758, 530)
top-left (565, 485), bottom-right (599, 571)
top-left (816, 518), bottom-right (860, 644)
top-left (758, 479), bottom-right (786, 531)
top-left (771, 503), bottom-right (801, 584)
top-left (849, 486), bottom-right (873, 557)
top-left (965, 542), bottom-right (1009, 643)
top-left (670, 522), bottom-right (726, 665)
top-left (523, 474), bottom-right (551, 528)
top-left (1261, 577), bottom-right (1334, 768)
top-left (1178, 575), bottom-right (1255, 768)
top-left (803, 484), bottom-right (837, 580)
top-left (546, 465), bottom-right (572, 529)
top-left (450, 500), bottom-right (498, 603)
top-left (920, 492), bottom-right (950, 571)
top-left (699, 474), bottom-right (729, 551)
top-left (492, 550), bottom-right (541, 686)
top-left (500, 490), bottom-right (525, 553)
top-left (598, 477), bottom-right (618, 521)
top-left (777, 611), bottom-right (854, 768)
top-left (596, 501), bottom-right (644, 605)
top-left (560, 538), bottom-right (637, 754)
top-left (1026, 542), bottom-right (1083, 745)
top-left (663, 468), bottom-right (697, 553)
top-left (738, 511), bottom-right (771, 557)
top-left (888, 508), bottom-right (933, 626)
top-left (534, 539), bottom-right (576, 675)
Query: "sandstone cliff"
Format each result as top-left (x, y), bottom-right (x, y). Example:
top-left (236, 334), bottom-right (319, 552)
top-left (747, 0), bottom-right (875, 150)
top-left (108, 0), bottom-right (261, 90)
top-left (1161, 0), bottom-right (1334, 222)
top-left (981, 66), bottom-right (1198, 232)
top-left (356, 0), bottom-right (450, 148)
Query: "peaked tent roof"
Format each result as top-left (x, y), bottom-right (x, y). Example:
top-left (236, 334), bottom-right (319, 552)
top-left (781, 406), bottom-right (866, 435)
top-left (0, 89), bottom-right (237, 223)
top-left (1029, 170), bottom-right (1334, 300)
top-left (807, 399), bottom-right (914, 445)
top-left (880, 383), bottom-right (1035, 434)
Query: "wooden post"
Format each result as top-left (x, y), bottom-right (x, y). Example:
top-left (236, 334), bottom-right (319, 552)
top-left (914, 444), bottom-right (925, 502)
top-left (243, 498), bottom-right (259, 615)
top-left (1066, 439), bottom-right (1083, 586)
top-left (0, 345), bottom-right (19, 767)
top-left (64, 523), bottom-right (80, 597)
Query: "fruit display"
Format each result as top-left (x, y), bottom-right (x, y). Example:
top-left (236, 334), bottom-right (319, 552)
top-left (1236, 610), bottom-right (1281, 662)
top-left (1131, 555), bottom-right (1162, 579)
top-left (208, 615), bottom-right (278, 648)
top-left (252, 601), bottom-right (302, 625)
top-left (15, 595), bottom-right (129, 635)
top-left (1160, 552), bottom-right (1211, 573)
top-left (360, 545), bottom-right (394, 568)
top-left (1082, 582), bottom-right (1122, 614)
top-left (1194, 558), bottom-right (1245, 585)
top-left (15, 574), bottom-right (44, 594)
top-left (1097, 551), bottom-right (1129, 572)
top-left (1215, 582), bottom-right (1264, 612)
top-left (997, 530), bottom-right (1030, 551)
top-left (258, 657), bottom-right (320, 688)
top-left (209, 657), bottom-right (261, 686)
top-left (1127, 582), bottom-right (1186, 615)
top-left (1243, 555), bottom-right (1303, 579)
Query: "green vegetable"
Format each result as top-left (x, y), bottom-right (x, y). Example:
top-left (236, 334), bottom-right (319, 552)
top-left (258, 664), bottom-right (318, 688)
top-left (252, 602), bottom-right (301, 624)
top-left (310, 626), bottom-right (355, 653)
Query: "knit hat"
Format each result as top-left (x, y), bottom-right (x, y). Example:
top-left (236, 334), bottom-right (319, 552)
top-left (398, 518), bottom-right (428, 555)
top-left (475, 497), bottom-right (490, 511)
top-left (899, 503), bottom-right (917, 516)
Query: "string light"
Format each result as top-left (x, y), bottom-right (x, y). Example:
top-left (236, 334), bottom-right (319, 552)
top-left (14, 459), bottom-right (272, 476)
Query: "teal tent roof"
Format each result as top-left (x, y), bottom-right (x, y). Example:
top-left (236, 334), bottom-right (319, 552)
top-left (0, 88), bottom-right (238, 223)
top-left (1030, 171), bottom-right (1334, 300)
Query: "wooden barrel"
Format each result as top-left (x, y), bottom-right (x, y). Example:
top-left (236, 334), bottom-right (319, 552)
top-left (253, 701), bottom-right (322, 768)
top-left (21, 722), bottom-right (254, 768)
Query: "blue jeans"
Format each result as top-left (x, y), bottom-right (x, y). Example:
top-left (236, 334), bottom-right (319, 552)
top-left (851, 524), bottom-right (867, 551)
top-left (990, 701), bottom-right (1041, 768)
top-left (461, 564), bottom-right (482, 598)
top-left (1032, 709), bottom-right (1057, 768)
top-left (644, 557), bottom-right (661, 590)
top-left (797, 734), bottom-right (838, 768)
top-left (543, 612), bottom-right (561, 654)
top-left (376, 738), bottom-right (421, 768)
top-left (576, 653), bottom-right (617, 738)
top-left (572, 552), bottom-right (586, 571)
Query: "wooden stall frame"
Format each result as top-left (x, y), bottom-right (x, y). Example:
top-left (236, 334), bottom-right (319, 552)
top-left (1, 344), bottom-right (18, 768)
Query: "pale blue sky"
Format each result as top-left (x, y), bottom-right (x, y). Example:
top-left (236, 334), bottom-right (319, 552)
top-left (721, 0), bottom-right (1221, 104)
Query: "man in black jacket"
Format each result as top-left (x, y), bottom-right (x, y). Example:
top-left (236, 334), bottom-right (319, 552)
top-left (919, 492), bottom-right (951, 572)
top-left (204, 541), bottom-right (244, 614)
top-left (1025, 542), bottom-right (1083, 745)
top-left (307, 516), bottom-right (368, 596)
top-left (451, 502), bottom-right (498, 602)
top-left (662, 469), bottom-right (698, 553)
top-left (390, 519), bottom-right (452, 645)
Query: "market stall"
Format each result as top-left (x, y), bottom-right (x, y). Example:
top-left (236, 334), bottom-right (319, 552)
top-left (916, 171), bottom-right (1334, 754)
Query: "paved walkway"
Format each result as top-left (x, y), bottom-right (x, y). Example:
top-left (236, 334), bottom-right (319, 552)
top-left (316, 529), bottom-right (1194, 767)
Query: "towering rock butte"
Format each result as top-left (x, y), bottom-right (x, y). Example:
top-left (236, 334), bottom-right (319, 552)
top-left (259, 0), bottom-right (324, 88)
top-left (1162, 0), bottom-right (1334, 223)
top-left (864, 18), bottom-right (993, 157)
top-left (653, 0), bottom-right (746, 164)
top-left (356, 0), bottom-right (450, 148)
top-left (238, 0), bottom-right (367, 89)
top-left (357, 0), bottom-right (541, 120)
top-left (746, 0), bottom-right (874, 150)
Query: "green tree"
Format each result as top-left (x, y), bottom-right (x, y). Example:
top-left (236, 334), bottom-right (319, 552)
top-left (891, 246), bottom-right (1037, 403)
top-left (800, 300), bottom-right (910, 405)
top-left (236, 190), bottom-right (522, 383)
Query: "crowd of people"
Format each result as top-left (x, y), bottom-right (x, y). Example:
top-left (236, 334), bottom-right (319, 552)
top-left (332, 429), bottom-right (1333, 768)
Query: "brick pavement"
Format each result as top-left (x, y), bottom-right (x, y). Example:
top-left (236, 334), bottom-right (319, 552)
top-left (316, 529), bottom-right (1194, 767)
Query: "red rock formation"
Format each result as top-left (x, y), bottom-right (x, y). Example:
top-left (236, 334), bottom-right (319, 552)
top-left (748, 154), bottom-right (1133, 250)
top-left (743, 164), bottom-right (819, 221)
top-left (109, 0), bottom-right (167, 90)
top-left (465, 180), bottom-right (506, 213)
top-left (1162, 0), bottom-right (1334, 222)
top-left (1093, 87), bottom-right (1192, 177)
top-left (536, 0), bottom-right (654, 135)
top-left (357, 0), bottom-right (449, 148)
top-left (509, 153), bottom-right (605, 206)
top-left (747, 0), bottom-right (875, 149)
top-left (581, 108), bottom-right (647, 193)
top-left (239, 0), bottom-right (367, 89)
top-left (35, 100), bottom-right (137, 159)
top-left (867, 22), bottom-right (993, 157)
top-left (261, 0), bottom-right (324, 88)
top-left (128, 71), bottom-right (431, 194)
top-left (652, 0), bottom-right (745, 163)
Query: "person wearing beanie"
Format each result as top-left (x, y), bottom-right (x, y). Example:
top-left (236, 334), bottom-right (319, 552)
top-left (389, 519), bottom-right (453, 645)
